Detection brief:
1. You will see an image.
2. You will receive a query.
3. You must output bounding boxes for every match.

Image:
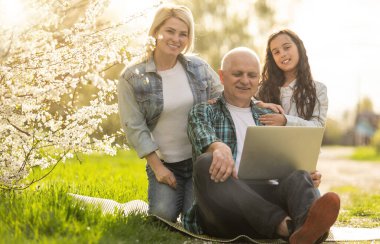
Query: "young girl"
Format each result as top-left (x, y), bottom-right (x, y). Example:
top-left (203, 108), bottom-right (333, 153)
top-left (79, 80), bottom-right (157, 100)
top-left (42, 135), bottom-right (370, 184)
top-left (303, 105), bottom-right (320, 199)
top-left (257, 29), bottom-right (328, 128)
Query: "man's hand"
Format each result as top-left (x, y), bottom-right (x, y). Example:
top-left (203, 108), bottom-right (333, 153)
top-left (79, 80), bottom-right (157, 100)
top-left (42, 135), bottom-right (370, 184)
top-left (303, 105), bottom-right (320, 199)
top-left (310, 170), bottom-right (322, 188)
top-left (259, 114), bottom-right (287, 126)
top-left (146, 152), bottom-right (177, 189)
top-left (255, 101), bottom-right (285, 114)
top-left (207, 142), bottom-right (237, 183)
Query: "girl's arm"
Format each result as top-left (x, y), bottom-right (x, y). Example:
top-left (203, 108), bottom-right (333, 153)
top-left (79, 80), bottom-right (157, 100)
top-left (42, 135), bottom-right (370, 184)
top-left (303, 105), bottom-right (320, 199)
top-left (284, 82), bottom-right (328, 127)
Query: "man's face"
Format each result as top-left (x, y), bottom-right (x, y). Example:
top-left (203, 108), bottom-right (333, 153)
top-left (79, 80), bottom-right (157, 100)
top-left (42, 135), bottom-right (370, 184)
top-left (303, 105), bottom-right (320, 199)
top-left (219, 52), bottom-right (260, 108)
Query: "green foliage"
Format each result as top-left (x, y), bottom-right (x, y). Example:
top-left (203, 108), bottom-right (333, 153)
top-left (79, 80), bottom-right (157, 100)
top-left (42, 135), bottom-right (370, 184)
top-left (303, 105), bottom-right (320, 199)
top-left (350, 146), bottom-right (380, 162)
top-left (323, 118), bottom-right (344, 145)
top-left (357, 96), bottom-right (374, 113)
top-left (334, 186), bottom-right (380, 228)
top-left (371, 129), bottom-right (380, 154)
top-left (174, 0), bottom-right (276, 70)
top-left (0, 150), bottom-right (190, 243)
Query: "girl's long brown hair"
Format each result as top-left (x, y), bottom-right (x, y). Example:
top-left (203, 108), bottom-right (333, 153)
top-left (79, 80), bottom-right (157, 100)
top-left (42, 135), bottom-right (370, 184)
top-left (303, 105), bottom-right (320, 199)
top-left (258, 29), bottom-right (317, 120)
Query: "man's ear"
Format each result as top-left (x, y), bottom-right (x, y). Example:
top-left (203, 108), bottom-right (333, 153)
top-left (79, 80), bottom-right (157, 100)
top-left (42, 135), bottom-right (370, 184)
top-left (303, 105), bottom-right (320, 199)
top-left (218, 69), bottom-right (224, 85)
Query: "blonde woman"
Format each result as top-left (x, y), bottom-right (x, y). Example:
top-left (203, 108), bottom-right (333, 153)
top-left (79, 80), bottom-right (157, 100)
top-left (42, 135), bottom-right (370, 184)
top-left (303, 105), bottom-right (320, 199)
top-left (118, 4), bottom-right (223, 221)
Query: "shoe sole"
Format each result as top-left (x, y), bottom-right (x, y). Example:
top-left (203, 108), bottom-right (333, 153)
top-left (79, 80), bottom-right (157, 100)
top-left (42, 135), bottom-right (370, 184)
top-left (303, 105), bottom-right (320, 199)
top-left (289, 192), bottom-right (340, 244)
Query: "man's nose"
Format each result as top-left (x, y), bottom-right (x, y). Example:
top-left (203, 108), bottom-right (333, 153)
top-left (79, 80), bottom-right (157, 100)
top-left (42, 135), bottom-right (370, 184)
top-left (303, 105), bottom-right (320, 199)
top-left (240, 74), bottom-right (249, 84)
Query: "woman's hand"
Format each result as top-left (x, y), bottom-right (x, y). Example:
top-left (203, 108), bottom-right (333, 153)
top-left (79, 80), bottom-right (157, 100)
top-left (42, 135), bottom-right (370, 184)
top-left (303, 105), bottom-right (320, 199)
top-left (207, 98), bottom-right (217, 104)
top-left (146, 152), bottom-right (177, 189)
top-left (153, 164), bottom-right (177, 189)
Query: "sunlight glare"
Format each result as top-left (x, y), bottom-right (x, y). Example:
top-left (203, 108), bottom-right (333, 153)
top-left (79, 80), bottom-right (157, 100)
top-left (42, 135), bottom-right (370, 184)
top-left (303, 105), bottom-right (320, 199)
top-left (107, 0), bottom-right (159, 23)
top-left (0, 0), bottom-right (27, 28)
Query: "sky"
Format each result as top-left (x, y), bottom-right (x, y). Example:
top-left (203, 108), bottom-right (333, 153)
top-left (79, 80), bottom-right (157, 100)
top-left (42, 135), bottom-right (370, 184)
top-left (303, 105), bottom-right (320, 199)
top-left (282, 0), bottom-right (380, 118)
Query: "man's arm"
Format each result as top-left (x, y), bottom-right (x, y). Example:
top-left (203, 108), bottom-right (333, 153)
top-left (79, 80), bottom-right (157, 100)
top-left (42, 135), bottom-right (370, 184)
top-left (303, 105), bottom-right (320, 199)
top-left (187, 103), bottom-right (237, 182)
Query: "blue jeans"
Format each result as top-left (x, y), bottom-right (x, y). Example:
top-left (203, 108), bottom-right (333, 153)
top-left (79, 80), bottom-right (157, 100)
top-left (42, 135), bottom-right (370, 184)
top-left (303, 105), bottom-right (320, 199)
top-left (146, 158), bottom-right (193, 222)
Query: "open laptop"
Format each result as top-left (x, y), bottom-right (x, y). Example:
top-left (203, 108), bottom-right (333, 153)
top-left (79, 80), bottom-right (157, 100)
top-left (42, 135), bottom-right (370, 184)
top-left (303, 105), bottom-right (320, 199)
top-left (238, 126), bottom-right (325, 180)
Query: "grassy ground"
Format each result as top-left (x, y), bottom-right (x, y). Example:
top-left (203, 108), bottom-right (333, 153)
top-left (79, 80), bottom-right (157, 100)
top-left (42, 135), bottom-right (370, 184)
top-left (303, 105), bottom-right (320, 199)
top-left (350, 146), bottom-right (380, 162)
top-left (0, 150), bottom-right (192, 244)
top-left (1, 149), bottom-right (379, 243)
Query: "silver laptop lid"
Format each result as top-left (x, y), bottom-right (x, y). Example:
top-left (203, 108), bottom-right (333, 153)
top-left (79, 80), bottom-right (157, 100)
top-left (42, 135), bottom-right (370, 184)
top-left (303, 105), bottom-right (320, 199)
top-left (238, 126), bottom-right (324, 180)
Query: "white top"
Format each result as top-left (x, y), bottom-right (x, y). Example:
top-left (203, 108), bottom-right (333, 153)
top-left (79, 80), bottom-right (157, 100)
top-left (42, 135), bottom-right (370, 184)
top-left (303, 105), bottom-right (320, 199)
top-left (226, 102), bottom-right (256, 171)
top-left (281, 80), bottom-right (328, 127)
top-left (152, 62), bottom-right (194, 163)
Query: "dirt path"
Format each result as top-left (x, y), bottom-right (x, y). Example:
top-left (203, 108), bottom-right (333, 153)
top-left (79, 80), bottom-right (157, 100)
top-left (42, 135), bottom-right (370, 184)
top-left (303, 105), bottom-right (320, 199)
top-left (317, 146), bottom-right (380, 194)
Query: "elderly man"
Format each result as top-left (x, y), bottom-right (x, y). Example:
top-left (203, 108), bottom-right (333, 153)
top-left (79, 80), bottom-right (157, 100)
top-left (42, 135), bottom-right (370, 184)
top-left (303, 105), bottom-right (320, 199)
top-left (183, 47), bottom-right (340, 243)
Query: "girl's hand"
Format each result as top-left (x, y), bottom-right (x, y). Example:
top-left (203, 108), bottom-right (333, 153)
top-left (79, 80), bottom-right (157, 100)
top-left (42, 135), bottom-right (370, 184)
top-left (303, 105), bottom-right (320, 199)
top-left (259, 114), bottom-right (287, 126)
top-left (255, 101), bottom-right (285, 114)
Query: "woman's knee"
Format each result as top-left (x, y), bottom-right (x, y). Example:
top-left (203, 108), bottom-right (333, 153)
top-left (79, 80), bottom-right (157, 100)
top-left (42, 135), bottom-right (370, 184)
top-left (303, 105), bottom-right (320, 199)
top-left (149, 202), bottom-right (179, 222)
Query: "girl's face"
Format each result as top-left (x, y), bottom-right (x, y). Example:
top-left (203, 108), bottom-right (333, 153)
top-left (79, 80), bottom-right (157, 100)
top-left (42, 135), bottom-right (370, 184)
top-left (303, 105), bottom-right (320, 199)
top-left (269, 34), bottom-right (299, 77)
top-left (154, 17), bottom-right (189, 58)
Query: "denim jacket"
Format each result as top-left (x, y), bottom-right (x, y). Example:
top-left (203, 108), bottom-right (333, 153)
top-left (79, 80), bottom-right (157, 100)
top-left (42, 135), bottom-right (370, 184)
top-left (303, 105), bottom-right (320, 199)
top-left (118, 54), bottom-right (223, 158)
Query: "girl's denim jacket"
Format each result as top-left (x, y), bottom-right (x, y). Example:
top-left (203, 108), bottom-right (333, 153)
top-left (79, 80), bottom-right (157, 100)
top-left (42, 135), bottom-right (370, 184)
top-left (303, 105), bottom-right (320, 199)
top-left (118, 54), bottom-right (223, 158)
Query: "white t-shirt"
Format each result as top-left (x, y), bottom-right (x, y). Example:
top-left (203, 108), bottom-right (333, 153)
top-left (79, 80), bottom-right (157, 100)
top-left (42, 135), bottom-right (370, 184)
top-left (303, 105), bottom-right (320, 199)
top-left (226, 102), bottom-right (256, 171)
top-left (152, 62), bottom-right (194, 163)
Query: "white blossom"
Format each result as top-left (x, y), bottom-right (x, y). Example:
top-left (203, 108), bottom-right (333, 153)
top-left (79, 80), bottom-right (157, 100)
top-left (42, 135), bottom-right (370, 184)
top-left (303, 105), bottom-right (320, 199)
top-left (0, 0), bottom-right (159, 190)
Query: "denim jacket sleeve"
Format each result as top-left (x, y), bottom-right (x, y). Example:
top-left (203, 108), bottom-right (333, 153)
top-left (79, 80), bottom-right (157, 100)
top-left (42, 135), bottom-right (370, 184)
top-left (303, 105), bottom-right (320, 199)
top-left (285, 81), bottom-right (328, 127)
top-left (208, 64), bottom-right (224, 99)
top-left (118, 71), bottom-right (158, 158)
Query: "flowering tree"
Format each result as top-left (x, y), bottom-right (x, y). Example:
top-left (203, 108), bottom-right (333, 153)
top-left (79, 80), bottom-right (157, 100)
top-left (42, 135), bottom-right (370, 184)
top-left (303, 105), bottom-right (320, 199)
top-left (0, 0), bottom-right (157, 190)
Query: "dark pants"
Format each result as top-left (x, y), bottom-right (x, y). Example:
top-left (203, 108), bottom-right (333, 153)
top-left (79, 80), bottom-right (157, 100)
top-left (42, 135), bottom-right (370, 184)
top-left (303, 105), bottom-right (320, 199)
top-left (193, 153), bottom-right (319, 239)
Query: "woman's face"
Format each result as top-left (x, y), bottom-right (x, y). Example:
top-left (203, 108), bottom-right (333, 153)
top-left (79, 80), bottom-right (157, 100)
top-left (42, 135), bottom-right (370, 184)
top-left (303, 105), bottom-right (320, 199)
top-left (154, 17), bottom-right (189, 58)
top-left (269, 34), bottom-right (300, 75)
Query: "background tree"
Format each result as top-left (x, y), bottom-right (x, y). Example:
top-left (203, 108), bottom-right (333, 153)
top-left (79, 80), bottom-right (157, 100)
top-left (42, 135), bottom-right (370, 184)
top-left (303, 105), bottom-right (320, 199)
top-left (323, 118), bottom-right (344, 145)
top-left (0, 0), bottom-right (156, 190)
top-left (174, 0), bottom-right (276, 70)
top-left (357, 96), bottom-right (374, 113)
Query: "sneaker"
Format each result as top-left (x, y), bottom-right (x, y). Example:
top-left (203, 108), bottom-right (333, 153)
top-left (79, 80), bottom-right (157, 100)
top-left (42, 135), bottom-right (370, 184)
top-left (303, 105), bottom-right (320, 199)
top-left (289, 192), bottom-right (340, 244)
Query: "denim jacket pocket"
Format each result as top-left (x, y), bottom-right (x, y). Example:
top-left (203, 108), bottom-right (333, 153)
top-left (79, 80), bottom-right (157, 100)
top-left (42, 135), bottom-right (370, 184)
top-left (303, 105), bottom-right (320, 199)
top-left (135, 92), bottom-right (162, 128)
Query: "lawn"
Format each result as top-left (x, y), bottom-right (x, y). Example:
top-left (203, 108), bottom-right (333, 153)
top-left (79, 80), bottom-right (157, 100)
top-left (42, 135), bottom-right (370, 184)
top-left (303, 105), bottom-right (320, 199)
top-left (350, 146), bottom-right (380, 162)
top-left (1, 150), bottom-right (379, 243)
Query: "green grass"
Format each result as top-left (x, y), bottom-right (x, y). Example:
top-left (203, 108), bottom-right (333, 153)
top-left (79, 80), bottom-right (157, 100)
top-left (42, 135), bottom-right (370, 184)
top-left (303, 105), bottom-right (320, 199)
top-left (334, 186), bottom-right (380, 228)
top-left (1, 150), bottom-right (379, 243)
top-left (350, 146), bottom-right (380, 162)
top-left (0, 150), bottom-right (192, 244)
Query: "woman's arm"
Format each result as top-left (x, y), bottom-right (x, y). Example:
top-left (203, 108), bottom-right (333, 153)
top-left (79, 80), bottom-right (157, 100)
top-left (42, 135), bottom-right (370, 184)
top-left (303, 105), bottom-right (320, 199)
top-left (118, 73), bottom-right (158, 158)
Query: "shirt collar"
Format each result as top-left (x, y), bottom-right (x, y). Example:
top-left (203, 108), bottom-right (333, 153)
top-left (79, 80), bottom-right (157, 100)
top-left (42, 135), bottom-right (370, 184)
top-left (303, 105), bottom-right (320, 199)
top-left (219, 92), bottom-right (255, 107)
top-left (145, 53), bottom-right (189, 73)
top-left (287, 79), bottom-right (297, 89)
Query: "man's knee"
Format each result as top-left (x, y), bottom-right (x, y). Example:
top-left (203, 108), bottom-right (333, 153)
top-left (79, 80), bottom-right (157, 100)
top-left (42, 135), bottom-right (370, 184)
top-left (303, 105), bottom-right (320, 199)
top-left (194, 152), bottom-right (213, 176)
top-left (286, 170), bottom-right (313, 186)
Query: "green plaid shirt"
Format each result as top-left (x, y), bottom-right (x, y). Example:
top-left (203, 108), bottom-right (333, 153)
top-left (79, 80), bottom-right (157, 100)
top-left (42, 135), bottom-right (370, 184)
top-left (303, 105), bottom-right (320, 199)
top-left (183, 94), bottom-right (272, 234)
